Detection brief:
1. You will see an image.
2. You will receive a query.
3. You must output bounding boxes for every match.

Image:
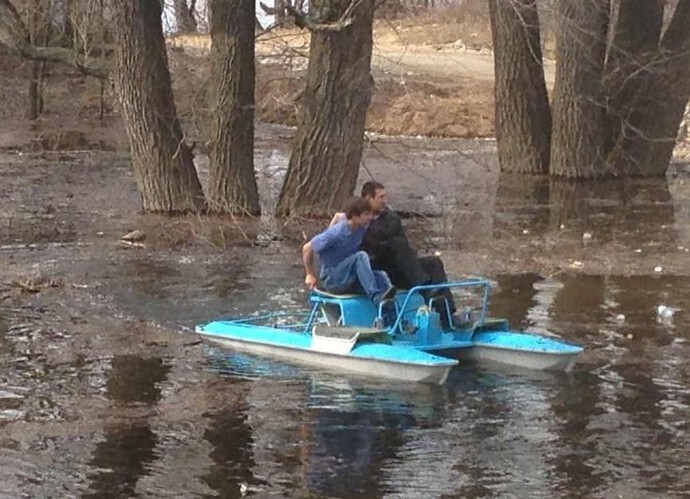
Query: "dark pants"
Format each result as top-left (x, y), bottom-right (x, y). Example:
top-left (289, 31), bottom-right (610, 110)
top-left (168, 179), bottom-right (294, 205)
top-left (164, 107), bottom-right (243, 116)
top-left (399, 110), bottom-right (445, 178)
top-left (371, 236), bottom-right (456, 317)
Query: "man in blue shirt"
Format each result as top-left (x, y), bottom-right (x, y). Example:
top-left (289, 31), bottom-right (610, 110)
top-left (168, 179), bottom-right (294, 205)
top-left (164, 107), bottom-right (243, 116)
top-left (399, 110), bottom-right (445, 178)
top-left (330, 181), bottom-right (464, 329)
top-left (303, 197), bottom-right (396, 304)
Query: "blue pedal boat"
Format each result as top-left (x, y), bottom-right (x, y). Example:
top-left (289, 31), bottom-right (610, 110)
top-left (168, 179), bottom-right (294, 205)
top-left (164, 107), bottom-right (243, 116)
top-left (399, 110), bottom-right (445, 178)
top-left (196, 278), bottom-right (583, 384)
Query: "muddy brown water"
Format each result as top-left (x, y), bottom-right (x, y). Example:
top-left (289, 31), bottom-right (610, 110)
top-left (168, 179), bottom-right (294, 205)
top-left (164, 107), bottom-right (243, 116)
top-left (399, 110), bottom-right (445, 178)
top-left (1, 125), bottom-right (690, 497)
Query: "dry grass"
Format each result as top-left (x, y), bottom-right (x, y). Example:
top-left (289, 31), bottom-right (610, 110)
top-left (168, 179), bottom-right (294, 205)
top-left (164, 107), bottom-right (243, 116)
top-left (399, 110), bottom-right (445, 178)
top-left (1, 8), bottom-right (500, 152)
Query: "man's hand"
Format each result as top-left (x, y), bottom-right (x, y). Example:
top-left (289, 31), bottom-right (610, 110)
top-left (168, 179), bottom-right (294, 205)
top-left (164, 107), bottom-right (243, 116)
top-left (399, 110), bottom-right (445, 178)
top-left (305, 273), bottom-right (318, 289)
top-left (329, 212), bottom-right (346, 227)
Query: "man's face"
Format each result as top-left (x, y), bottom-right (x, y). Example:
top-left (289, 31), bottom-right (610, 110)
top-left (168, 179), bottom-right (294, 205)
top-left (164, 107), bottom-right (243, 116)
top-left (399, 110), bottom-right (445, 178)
top-left (352, 210), bottom-right (373, 226)
top-left (366, 188), bottom-right (387, 213)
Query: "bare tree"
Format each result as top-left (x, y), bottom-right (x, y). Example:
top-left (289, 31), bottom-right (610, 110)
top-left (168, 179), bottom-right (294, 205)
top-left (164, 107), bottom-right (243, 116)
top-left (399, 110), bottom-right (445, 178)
top-left (27, 0), bottom-right (49, 119)
top-left (491, 0), bottom-right (690, 178)
top-left (603, 0), bottom-right (664, 172)
top-left (489, 0), bottom-right (551, 174)
top-left (111, 0), bottom-right (205, 212)
top-left (174, 0), bottom-right (197, 33)
top-left (0, 0), bottom-right (108, 77)
top-left (550, 0), bottom-right (609, 177)
top-left (207, 0), bottom-right (261, 215)
top-left (275, 0), bottom-right (375, 217)
top-left (607, 0), bottom-right (690, 175)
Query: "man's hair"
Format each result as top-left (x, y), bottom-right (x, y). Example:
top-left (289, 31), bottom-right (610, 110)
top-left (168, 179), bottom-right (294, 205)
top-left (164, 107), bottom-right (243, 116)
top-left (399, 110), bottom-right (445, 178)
top-left (361, 180), bottom-right (384, 198)
top-left (345, 197), bottom-right (372, 219)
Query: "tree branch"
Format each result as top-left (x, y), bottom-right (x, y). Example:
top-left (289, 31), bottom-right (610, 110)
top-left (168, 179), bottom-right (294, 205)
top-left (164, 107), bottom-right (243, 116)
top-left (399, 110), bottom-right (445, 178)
top-left (0, 0), bottom-right (109, 79)
top-left (285, 0), bottom-right (361, 32)
top-left (259, 1), bottom-right (281, 15)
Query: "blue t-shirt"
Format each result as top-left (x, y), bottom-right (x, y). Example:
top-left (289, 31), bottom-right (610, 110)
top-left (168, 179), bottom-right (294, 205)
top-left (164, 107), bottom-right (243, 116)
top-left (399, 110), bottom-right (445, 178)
top-left (310, 220), bottom-right (366, 275)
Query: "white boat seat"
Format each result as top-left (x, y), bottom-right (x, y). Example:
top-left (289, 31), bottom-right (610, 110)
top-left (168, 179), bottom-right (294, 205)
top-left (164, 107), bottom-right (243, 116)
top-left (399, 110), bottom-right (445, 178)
top-left (311, 325), bottom-right (392, 353)
top-left (312, 287), bottom-right (363, 299)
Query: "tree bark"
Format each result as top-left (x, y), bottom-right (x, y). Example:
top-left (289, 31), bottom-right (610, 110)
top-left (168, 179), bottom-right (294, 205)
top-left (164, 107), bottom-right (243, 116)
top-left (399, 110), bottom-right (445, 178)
top-left (27, 0), bottom-right (48, 120)
top-left (608, 0), bottom-right (690, 175)
top-left (603, 0), bottom-right (664, 171)
top-left (274, 0), bottom-right (286, 23)
top-left (174, 0), bottom-right (197, 34)
top-left (27, 61), bottom-right (45, 119)
top-left (207, 0), bottom-right (260, 215)
top-left (550, 0), bottom-right (610, 178)
top-left (275, 0), bottom-right (375, 217)
top-left (111, 0), bottom-right (205, 213)
top-left (489, 0), bottom-right (551, 174)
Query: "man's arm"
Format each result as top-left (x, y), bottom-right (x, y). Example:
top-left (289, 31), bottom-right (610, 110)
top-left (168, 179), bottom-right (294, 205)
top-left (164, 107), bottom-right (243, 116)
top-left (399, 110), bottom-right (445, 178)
top-left (302, 241), bottom-right (318, 289)
top-left (329, 212), bottom-right (345, 227)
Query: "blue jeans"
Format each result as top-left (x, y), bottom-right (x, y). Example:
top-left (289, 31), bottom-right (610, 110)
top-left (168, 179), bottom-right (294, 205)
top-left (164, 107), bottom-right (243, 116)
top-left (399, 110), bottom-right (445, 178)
top-left (322, 251), bottom-right (392, 301)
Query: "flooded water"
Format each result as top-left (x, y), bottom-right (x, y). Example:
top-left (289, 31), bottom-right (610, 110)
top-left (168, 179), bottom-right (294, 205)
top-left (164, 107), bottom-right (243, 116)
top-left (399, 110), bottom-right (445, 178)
top-left (2, 131), bottom-right (690, 497)
top-left (5, 269), bottom-right (689, 498)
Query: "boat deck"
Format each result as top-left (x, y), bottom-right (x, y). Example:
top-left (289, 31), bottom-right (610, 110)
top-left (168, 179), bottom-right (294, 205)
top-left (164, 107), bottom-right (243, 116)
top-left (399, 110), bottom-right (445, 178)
top-left (197, 321), bottom-right (457, 367)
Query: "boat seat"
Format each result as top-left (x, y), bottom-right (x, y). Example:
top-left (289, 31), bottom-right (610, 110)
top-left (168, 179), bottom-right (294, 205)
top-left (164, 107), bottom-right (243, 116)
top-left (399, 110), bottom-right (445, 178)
top-left (312, 287), bottom-right (363, 299)
top-left (309, 288), bottom-right (379, 328)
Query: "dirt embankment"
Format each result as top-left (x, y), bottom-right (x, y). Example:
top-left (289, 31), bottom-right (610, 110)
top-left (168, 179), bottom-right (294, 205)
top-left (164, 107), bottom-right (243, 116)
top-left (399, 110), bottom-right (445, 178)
top-left (0, 14), bottom-right (500, 153)
top-left (0, 12), bottom-right (687, 158)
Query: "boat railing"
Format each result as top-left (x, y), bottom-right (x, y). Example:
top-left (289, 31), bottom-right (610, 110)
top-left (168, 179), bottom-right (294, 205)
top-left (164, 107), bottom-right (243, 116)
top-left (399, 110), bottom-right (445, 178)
top-left (225, 311), bottom-right (316, 331)
top-left (389, 278), bottom-right (492, 335)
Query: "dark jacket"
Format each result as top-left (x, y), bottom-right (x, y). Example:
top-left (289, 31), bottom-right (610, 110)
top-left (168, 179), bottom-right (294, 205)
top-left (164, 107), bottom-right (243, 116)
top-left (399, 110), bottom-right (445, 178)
top-left (361, 209), bottom-right (428, 288)
top-left (360, 208), bottom-right (405, 263)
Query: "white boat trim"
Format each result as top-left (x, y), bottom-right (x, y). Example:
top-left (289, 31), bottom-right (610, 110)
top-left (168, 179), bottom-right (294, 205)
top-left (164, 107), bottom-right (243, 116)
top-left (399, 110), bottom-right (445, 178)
top-left (199, 333), bottom-right (454, 384)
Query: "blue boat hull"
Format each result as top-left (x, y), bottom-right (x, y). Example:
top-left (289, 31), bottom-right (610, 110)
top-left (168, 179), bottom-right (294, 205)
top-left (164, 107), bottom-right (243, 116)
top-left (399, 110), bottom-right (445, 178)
top-left (196, 278), bottom-right (584, 384)
top-left (310, 281), bottom-right (584, 374)
top-left (196, 321), bottom-right (458, 384)
top-left (412, 331), bottom-right (583, 372)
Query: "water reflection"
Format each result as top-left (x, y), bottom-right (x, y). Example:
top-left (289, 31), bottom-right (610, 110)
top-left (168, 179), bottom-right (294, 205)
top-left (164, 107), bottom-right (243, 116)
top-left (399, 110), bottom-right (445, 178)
top-left (202, 390), bottom-right (258, 499)
top-left (304, 407), bottom-right (408, 498)
top-left (3, 270), bottom-right (689, 497)
top-left (84, 355), bottom-right (169, 497)
top-left (84, 423), bottom-right (158, 499)
top-left (489, 273), bottom-right (542, 330)
top-left (106, 355), bottom-right (170, 405)
top-left (491, 174), bottom-right (678, 245)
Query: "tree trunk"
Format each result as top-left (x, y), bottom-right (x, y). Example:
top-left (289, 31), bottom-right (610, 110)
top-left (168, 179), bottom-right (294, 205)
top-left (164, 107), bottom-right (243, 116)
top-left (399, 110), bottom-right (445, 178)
top-left (174, 0), bottom-right (197, 34)
top-left (27, 60), bottom-right (45, 119)
top-left (27, 0), bottom-right (48, 120)
top-left (111, 0), bottom-right (205, 213)
top-left (489, 0), bottom-right (551, 174)
top-left (603, 0), bottom-right (664, 171)
top-left (275, 0), bottom-right (375, 217)
top-left (207, 0), bottom-right (260, 215)
top-left (608, 0), bottom-right (690, 175)
top-left (0, 0), bottom-right (109, 79)
top-left (550, 0), bottom-right (610, 178)
top-left (274, 0), bottom-right (286, 23)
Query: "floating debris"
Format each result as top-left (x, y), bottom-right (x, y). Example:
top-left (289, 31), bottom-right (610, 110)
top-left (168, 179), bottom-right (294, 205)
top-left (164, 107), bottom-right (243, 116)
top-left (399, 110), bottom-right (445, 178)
top-left (656, 305), bottom-right (679, 318)
top-left (121, 229), bottom-right (146, 242)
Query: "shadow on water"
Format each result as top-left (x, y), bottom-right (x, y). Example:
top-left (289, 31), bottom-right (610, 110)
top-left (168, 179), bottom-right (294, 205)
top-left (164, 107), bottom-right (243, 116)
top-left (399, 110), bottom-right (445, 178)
top-left (488, 174), bottom-right (678, 245)
top-left (201, 389), bottom-right (260, 499)
top-left (84, 423), bottom-right (158, 499)
top-left (83, 355), bottom-right (169, 498)
top-left (105, 355), bottom-right (170, 405)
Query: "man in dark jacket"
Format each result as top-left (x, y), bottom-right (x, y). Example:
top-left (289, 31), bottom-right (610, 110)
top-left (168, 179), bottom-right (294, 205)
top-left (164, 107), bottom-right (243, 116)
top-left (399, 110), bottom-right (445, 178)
top-left (332, 181), bottom-right (461, 328)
